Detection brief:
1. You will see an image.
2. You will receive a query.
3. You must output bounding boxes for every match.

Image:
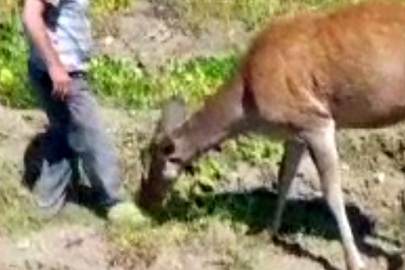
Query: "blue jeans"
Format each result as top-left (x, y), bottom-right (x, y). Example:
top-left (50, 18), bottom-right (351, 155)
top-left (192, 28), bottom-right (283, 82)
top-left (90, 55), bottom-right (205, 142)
top-left (28, 62), bottom-right (123, 215)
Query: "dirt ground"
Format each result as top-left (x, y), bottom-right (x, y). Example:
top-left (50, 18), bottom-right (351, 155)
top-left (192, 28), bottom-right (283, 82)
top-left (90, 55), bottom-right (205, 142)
top-left (0, 102), bottom-right (404, 270)
top-left (92, 0), bottom-right (253, 73)
top-left (1, 0), bottom-right (405, 269)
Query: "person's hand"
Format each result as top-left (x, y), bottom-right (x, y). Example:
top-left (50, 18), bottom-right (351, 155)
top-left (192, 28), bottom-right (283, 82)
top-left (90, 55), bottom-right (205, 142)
top-left (49, 63), bottom-right (71, 101)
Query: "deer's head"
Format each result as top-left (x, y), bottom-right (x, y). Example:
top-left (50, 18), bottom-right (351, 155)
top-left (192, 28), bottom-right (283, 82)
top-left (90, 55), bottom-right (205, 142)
top-left (137, 96), bottom-right (188, 211)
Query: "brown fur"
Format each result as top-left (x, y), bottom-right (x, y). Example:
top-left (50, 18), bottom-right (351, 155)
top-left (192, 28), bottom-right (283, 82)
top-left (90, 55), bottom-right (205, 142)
top-left (168, 0), bottom-right (405, 159)
top-left (139, 1), bottom-right (405, 269)
top-left (243, 0), bottom-right (405, 129)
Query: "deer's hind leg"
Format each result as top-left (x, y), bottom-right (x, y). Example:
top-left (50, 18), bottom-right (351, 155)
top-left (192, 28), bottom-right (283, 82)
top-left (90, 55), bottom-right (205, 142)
top-left (301, 119), bottom-right (364, 270)
top-left (271, 139), bottom-right (306, 235)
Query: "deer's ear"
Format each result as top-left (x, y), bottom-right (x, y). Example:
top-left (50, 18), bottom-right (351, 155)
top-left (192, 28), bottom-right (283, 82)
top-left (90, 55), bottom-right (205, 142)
top-left (157, 95), bottom-right (187, 136)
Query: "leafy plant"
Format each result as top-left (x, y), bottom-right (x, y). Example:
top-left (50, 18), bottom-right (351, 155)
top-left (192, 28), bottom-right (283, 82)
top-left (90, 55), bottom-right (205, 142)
top-left (91, 0), bottom-right (133, 16)
top-left (0, 15), bottom-right (34, 108)
top-left (89, 56), bottom-right (155, 108)
top-left (88, 54), bottom-right (239, 109)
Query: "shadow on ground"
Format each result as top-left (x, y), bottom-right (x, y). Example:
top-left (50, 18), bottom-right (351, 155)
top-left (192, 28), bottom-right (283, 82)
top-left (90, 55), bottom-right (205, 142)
top-left (154, 187), bottom-right (404, 270)
top-left (21, 130), bottom-right (404, 270)
top-left (21, 130), bottom-right (110, 219)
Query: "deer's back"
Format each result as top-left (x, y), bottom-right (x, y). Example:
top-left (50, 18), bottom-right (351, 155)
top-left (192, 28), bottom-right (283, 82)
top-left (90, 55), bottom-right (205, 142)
top-left (242, 0), bottom-right (405, 130)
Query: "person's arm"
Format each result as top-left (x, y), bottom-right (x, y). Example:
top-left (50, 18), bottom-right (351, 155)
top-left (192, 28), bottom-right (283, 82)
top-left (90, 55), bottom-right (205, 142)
top-left (22, 0), bottom-right (71, 100)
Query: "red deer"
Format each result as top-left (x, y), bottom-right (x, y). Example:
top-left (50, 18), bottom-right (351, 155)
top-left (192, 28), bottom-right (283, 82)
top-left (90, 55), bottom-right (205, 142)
top-left (137, 1), bottom-right (405, 269)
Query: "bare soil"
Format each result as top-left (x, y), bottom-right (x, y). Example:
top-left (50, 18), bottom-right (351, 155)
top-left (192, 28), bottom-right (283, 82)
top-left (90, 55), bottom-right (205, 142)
top-left (93, 0), bottom-right (252, 73)
top-left (0, 102), bottom-right (404, 270)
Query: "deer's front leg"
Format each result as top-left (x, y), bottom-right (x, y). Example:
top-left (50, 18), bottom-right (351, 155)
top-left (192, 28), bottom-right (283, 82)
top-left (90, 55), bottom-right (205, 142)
top-left (302, 120), bottom-right (365, 270)
top-left (271, 139), bottom-right (306, 235)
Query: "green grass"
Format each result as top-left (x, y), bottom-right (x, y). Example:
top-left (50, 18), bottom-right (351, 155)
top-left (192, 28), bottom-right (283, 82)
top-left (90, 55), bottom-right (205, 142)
top-left (0, 162), bottom-right (42, 235)
top-left (0, 0), bottom-right (368, 109)
top-left (91, 0), bottom-right (133, 16)
top-left (0, 0), bottom-right (135, 109)
top-left (168, 0), bottom-right (363, 32)
top-left (89, 54), bottom-right (239, 109)
top-left (0, 14), bottom-right (33, 108)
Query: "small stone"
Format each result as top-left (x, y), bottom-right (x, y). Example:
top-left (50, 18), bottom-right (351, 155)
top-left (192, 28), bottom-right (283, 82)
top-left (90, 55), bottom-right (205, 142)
top-left (104, 36), bottom-right (114, 46)
top-left (341, 162), bottom-right (350, 171)
top-left (17, 238), bottom-right (30, 250)
top-left (374, 172), bottom-right (385, 184)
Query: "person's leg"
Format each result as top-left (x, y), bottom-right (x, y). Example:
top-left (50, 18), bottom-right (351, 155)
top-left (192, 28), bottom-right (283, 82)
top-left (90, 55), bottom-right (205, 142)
top-left (65, 74), bottom-right (124, 210)
top-left (27, 63), bottom-right (74, 216)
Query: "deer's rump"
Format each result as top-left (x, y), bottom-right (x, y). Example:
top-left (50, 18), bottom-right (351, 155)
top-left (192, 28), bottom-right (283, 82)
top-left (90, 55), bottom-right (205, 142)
top-left (242, 0), bottom-right (405, 130)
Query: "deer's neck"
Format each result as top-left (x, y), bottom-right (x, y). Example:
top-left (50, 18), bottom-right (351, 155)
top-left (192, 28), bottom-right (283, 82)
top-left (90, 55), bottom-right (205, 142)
top-left (170, 75), bottom-right (245, 165)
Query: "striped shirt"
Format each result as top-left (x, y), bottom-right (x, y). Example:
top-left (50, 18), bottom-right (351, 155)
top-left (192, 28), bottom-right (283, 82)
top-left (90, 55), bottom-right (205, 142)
top-left (27, 0), bottom-right (92, 72)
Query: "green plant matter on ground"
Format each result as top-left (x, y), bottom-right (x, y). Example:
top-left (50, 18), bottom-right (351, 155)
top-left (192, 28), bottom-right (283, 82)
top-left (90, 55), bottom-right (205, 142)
top-left (168, 0), bottom-right (363, 31)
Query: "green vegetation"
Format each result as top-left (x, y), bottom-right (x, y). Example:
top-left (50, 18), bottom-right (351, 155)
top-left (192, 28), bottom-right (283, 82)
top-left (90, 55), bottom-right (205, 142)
top-left (169, 0), bottom-right (363, 31)
top-left (0, 0), bottom-right (287, 237)
top-left (0, 0), bottom-right (366, 108)
top-left (89, 54), bottom-right (239, 109)
top-left (0, 162), bottom-right (42, 234)
top-left (91, 0), bottom-right (133, 15)
top-left (0, 14), bottom-right (32, 107)
top-left (0, 0), bottom-right (365, 108)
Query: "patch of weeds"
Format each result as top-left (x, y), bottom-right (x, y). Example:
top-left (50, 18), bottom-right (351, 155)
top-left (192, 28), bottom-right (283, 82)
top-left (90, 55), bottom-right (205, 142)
top-left (168, 0), bottom-right (287, 32)
top-left (163, 139), bottom-right (279, 207)
top-left (157, 55), bottom-right (239, 106)
top-left (0, 0), bottom-right (138, 109)
top-left (167, 0), bottom-right (365, 32)
top-left (225, 135), bottom-right (283, 167)
top-left (0, 0), bottom-right (23, 17)
top-left (108, 219), bottom-right (202, 268)
top-left (224, 241), bottom-right (260, 270)
top-left (89, 54), bottom-right (239, 109)
top-left (89, 56), bottom-right (155, 109)
top-left (376, 207), bottom-right (405, 248)
top-left (171, 135), bottom-right (282, 213)
top-left (0, 162), bottom-right (43, 235)
top-left (0, 15), bottom-right (35, 108)
top-left (108, 213), bottom-right (272, 270)
top-left (91, 0), bottom-right (134, 17)
top-left (150, 167), bottom-right (277, 230)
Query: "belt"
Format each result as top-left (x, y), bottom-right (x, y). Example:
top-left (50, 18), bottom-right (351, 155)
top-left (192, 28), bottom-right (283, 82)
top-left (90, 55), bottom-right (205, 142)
top-left (68, 71), bottom-right (87, 79)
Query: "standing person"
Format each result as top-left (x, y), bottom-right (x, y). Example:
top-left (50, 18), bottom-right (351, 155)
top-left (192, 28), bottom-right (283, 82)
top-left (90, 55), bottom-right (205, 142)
top-left (22, 0), bottom-right (137, 220)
